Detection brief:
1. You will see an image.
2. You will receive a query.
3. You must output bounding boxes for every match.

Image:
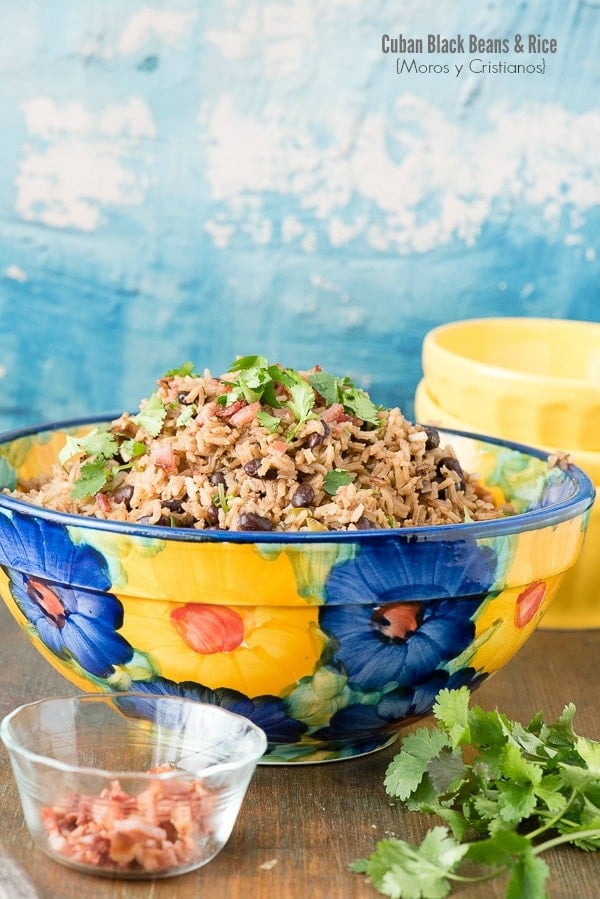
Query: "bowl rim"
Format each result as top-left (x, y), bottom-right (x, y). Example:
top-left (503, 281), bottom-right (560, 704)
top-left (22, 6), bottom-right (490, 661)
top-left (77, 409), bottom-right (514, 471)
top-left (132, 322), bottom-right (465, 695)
top-left (0, 413), bottom-right (595, 544)
top-left (0, 692), bottom-right (268, 778)
top-left (423, 316), bottom-right (600, 396)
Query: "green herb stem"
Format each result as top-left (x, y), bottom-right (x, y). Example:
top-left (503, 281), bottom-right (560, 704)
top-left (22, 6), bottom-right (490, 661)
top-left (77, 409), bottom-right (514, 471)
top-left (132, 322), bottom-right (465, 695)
top-left (447, 869), bottom-right (507, 885)
top-left (532, 828), bottom-right (600, 855)
top-left (526, 789), bottom-right (578, 841)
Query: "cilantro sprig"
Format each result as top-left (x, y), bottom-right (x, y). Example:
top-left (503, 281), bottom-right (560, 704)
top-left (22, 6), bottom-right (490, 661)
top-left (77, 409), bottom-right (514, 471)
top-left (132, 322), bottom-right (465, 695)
top-left (131, 392), bottom-right (167, 437)
top-left (59, 425), bottom-right (121, 499)
top-left (352, 688), bottom-right (600, 898)
top-left (308, 369), bottom-right (382, 426)
top-left (219, 355), bottom-right (381, 435)
top-left (60, 423), bottom-right (149, 500)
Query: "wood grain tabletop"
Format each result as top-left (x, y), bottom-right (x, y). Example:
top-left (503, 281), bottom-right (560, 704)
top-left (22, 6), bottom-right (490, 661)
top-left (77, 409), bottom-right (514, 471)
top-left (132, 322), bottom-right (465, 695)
top-left (0, 599), bottom-right (598, 899)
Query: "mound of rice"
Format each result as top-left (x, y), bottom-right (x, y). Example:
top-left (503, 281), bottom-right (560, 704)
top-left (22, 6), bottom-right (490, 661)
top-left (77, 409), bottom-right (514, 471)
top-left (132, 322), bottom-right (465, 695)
top-left (8, 359), bottom-right (513, 532)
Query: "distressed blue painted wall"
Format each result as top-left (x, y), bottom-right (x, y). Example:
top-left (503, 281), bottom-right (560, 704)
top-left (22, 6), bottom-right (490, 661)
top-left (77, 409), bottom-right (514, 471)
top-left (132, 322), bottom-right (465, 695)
top-left (0, 0), bottom-right (598, 428)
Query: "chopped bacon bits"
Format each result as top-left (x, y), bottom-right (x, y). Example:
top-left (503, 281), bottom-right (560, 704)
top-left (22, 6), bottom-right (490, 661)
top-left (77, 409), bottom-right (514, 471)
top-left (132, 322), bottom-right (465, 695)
top-left (150, 444), bottom-right (178, 474)
top-left (321, 403), bottom-right (352, 424)
top-left (229, 400), bottom-right (260, 428)
top-left (95, 492), bottom-right (111, 514)
top-left (41, 765), bottom-right (216, 874)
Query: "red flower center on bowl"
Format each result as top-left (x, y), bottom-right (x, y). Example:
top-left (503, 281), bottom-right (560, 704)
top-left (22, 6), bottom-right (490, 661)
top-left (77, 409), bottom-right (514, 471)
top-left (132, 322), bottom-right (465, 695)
top-left (170, 604), bottom-right (245, 654)
top-left (370, 601), bottom-right (424, 643)
top-left (514, 582), bottom-right (546, 628)
top-left (27, 578), bottom-right (67, 629)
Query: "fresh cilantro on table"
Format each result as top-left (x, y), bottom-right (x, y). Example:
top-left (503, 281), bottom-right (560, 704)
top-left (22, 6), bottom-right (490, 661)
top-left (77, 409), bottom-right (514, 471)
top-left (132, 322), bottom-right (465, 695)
top-left (351, 687), bottom-right (600, 898)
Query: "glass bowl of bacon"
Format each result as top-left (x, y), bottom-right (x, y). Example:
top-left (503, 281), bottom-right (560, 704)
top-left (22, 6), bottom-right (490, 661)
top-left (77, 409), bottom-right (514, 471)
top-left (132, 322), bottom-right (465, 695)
top-left (0, 693), bottom-right (267, 878)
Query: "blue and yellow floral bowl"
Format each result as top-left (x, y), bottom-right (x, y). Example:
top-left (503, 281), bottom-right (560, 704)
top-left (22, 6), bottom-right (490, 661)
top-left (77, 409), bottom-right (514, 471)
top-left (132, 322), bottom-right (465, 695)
top-left (0, 418), bottom-right (594, 763)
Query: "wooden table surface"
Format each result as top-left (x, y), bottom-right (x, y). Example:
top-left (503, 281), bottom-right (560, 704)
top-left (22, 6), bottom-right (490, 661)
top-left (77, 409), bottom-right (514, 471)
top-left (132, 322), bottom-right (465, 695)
top-left (0, 599), bottom-right (598, 899)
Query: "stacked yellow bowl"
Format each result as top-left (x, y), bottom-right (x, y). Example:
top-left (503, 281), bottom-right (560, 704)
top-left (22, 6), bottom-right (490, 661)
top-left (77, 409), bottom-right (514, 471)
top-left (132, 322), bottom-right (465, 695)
top-left (415, 317), bottom-right (600, 630)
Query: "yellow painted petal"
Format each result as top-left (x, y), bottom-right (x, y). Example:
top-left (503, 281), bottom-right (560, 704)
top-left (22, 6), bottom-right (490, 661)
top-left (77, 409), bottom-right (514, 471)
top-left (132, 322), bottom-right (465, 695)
top-left (117, 596), bottom-right (326, 697)
top-left (471, 573), bottom-right (562, 673)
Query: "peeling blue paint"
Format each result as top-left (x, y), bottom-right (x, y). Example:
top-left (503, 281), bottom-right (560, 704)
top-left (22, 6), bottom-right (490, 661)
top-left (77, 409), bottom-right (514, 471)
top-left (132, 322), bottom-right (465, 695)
top-left (0, 0), bottom-right (598, 429)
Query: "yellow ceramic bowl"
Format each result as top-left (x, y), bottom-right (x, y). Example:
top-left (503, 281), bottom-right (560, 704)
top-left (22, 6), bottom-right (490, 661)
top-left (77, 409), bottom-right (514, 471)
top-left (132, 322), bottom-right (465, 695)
top-left (414, 379), bottom-right (600, 484)
top-left (415, 379), bottom-right (600, 630)
top-left (422, 318), bottom-right (600, 452)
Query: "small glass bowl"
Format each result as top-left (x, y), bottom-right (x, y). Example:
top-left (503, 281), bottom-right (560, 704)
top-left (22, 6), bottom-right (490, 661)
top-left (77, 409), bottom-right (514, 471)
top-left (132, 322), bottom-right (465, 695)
top-left (0, 693), bottom-right (267, 879)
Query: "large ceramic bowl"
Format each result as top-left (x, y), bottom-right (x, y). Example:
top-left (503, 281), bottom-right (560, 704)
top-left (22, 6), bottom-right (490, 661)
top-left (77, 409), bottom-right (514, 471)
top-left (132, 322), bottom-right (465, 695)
top-left (0, 417), bottom-right (594, 763)
top-left (422, 317), bottom-right (600, 451)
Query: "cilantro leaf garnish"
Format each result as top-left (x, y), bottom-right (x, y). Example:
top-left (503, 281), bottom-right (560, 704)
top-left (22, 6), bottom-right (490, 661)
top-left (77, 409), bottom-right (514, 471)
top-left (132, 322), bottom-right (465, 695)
top-left (227, 355), bottom-right (270, 372)
top-left (70, 458), bottom-right (111, 499)
top-left (309, 369), bottom-right (381, 426)
top-left (256, 410), bottom-right (281, 433)
top-left (221, 358), bottom-right (381, 433)
top-left (343, 386), bottom-right (381, 426)
top-left (353, 687), bottom-right (600, 898)
top-left (219, 359), bottom-right (283, 408)
top-left (308, 370), bottom-right (345, 406)
top-left (131, 392), bottom-right (167, 437)
top-left (323, 468), bottom-right (353, 495)
top-left (118, 439), bottom-right (146, 464)
top-left (287, 380), bottom-right (317, 427)
top-left (176, 405), bottom-right (195, 428)
top-left (59, 426), bottom-right (117, 466)
top-left (164, 361), bottom-right (199, 377)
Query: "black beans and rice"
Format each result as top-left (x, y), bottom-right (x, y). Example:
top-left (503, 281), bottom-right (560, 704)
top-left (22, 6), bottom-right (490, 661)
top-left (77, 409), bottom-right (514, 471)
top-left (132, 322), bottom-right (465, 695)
top-left (7, 358), bottom-right (514, 531)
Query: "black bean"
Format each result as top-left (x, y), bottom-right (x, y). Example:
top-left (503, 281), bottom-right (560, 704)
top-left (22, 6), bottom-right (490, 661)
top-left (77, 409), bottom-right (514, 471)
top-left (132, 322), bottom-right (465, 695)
top-left (243, 459), bottom-right (277, 479)
top-left (206, 504), bottom-right (220, 526)
top-left (237, 512), bottom-right (273, 531)
top-left (436, 456), bottom-right (466, 490)
top-left (307, 421), bottom-right (330, 449)
top-left (356, 515), bottom-right (377, 529)
top-left (113, 484), bottom-right (134, 509)
top-left (161, 498), bottom-right (184, 513)
top-left (209, 470), bottom-right (227, 487)
top-left (139, 514), bottom-right (172, 526)
top-left (422, 426), bottom-right (440, 451)
top-left (177, 392), bottom-right (194, 405)
top-left (291, 483), bottom-right (315, 508)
